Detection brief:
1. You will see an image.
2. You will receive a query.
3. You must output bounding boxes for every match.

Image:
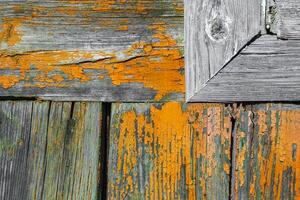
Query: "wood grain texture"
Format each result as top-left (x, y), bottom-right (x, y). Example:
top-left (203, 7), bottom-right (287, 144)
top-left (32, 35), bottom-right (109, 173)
top-left (276, 0), bottom-right (300, 39)
top-left (107, 102), bottom-right (232, 200)
top-left (185, 0), bottom-right (261, 100)
top-left (0, 101), bottom-right (102, 200)
top-left (232, 104), bottom-right (300, 199)
top-left (0, 0), bottom-right (184, 101)
top-left (190, 35), bottom-right (300, 102)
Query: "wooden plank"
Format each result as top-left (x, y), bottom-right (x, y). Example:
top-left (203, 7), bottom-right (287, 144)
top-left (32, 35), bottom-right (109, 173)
top-left (0, 101), bottom-right (103, 200)
top-left (0, 0), bottom-right (184, 102)
top-left (60, 102), bottom-right (102, 200)
top-left (232, 103), bottom-right (300, 199)
top-left (276, 0), bottom-right (300, 39)
top-left (185, 0), bottom-right (261, 100)
top-left (107, 102), bottom-right (232, 199)
top-left (189, 35), bottom-right (300, 102)
top-left (0, 101), bottom-right (33, 200)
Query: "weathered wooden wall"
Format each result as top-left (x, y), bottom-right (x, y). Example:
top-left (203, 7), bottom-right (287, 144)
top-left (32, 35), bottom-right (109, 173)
top-left (0, 0), bottom-right (299, 200)
top-left (1, 102), bottom-right (299, 199)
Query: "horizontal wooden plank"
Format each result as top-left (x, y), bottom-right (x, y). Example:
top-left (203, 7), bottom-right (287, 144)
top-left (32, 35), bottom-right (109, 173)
top-left (107, 102), bottom-right (232, 199)
top-left (185, 0), bottom-right (261, 100)
top-left (190, 35), bottom-right (300, 102)
top-left (0, 0), bottom-right (183, 52)
top-left (0, 101), bottom-right (102, 200)
top-left (232, 104), bottom-right (300, 199)
top-left (0, 0), bottom-right (184, 101)
top-left (276, 0), bottom-right (300, 39)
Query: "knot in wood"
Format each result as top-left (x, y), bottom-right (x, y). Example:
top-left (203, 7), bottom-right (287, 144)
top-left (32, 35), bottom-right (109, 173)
top-left (206, 17), bottom-right (229, 42)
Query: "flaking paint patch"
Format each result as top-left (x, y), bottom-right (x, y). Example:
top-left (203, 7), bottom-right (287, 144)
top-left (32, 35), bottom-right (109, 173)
top-left (234, 105), bottom-right (300, 199)
top-left (108, 103), bottom-right (231, 199)
top-left (0, 75), bottom-right (20, 89)
top-left (0, 18), bottom-right (24, 46)
top-left (0, 23), bottom-right (184, 100)
top-left (252, 108), bottom-right (300, 199)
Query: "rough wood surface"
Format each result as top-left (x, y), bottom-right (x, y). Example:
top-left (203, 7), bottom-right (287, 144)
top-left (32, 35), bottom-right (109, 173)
top-left (0, 101), bottom-right (102, 200)
top-left (185, 0), bottom-right (261, 100)
top-left (276, 0), bottom-right (300, 39)
top-left (0, 0), bottom-right (184, 101)
top-left (232, 104), bottom-right (300, 199)
top-left (190, 35), bottom-right (300, 102)
top-left (107, 102), bottom-right (231, 200)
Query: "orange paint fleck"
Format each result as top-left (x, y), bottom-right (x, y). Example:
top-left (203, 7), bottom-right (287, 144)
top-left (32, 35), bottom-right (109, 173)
top-left (60, 66), bottom-right (90, 82)
top-left (0, 18), bottom-right (24, 46)
top-left (143, 44), bottom-right (153, 53)
top-left (51, 75), bottom-right (64, 82)
top-left (0, 75), bottom-right (20, 88)
top-left (117, 25), bottom-right (129, 31)
top-left (136, 2), bottom-right (147, 14)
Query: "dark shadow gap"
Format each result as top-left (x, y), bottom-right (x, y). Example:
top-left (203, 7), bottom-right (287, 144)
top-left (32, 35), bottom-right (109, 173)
top-left (0, 96), bottom-right (37, 101)
top-left (229, 104), bottom-right (238, 200)
top-left (98, 102), bottom-right (111, 200)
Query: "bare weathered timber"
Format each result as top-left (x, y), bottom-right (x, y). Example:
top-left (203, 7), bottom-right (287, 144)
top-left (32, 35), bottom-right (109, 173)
top-left (232, 104), bottom-right (300, 199)
top-left (185, 0), bottom-right (261, 100)
top-left (189, 35), bottom-right (300, 102)
top-left (276, 0), bottom-right (300, 39)
top-left (0, 101), bottom-right (102, 200)
top-left (107, 102), bottom-right (231, 200)
top-left (0, 0), bottom-right (184, 101)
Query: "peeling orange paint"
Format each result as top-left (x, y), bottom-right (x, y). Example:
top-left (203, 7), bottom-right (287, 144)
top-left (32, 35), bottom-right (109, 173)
top-left (109, 103), bottom-right (231, 199)
top-left (234, 105), bottom-right (300, 199)
top-left (254, 108), bottom-right (300, 199)
top-left (0, 18), bottom-right (25, 46)
top-left (0, 75), bottom-right (20, 88)
top-left (117, 25), bottom-right (129, 31)
top-left (0, 22), bottom-right (184, 100)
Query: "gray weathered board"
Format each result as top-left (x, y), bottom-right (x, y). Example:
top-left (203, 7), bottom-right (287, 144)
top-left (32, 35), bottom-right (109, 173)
top-left (185, 0), bottom-right (300, 102)
top-left (0, 101), bottom-right (103, 200)
top-left (0, 0), bottom-right (184, 102)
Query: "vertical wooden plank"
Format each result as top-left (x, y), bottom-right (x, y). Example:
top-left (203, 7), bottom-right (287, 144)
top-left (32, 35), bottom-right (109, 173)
top-left (41, 102), bottom-right (72, 199)
top-left (27, 101), bottom-right (50, 200)
top-left (0, 101), bottom-right (103, 200)
top-left (233, 104), bottom-right (300, 199)
top-left (0, 101), bottom-right (33, 200)
top-left (61, 102), bottom-right (102, 200)
top-left (107, 102), bottom-right (232, 200)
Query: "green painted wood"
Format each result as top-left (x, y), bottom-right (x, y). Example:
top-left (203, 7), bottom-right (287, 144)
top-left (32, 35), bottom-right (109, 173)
top-left (232, 104), bottom-right (300, 199)
top-left (0, 101), bottom-right (103, 200)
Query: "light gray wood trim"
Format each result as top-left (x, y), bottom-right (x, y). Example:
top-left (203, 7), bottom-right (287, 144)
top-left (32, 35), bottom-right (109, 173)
top-left (185, 0), bottom-right (262, 100)
top-left (189, 35), bottom-right (300, 102)
top-left (276, 0), bottom-right (300, 39)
